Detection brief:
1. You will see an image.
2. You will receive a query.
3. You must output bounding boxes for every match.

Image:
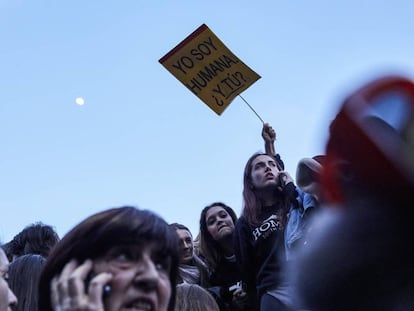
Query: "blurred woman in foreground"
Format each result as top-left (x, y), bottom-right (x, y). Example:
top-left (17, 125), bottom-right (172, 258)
top-left (38, 206), bottom-right (180, 311)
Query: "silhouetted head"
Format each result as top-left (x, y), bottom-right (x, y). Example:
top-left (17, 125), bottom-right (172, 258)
top-left (3, 222), bottom-right (59, 262)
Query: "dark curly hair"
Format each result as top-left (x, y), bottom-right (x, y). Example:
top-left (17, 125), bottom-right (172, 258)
top-left (3, 222), bottom-right (60, 261)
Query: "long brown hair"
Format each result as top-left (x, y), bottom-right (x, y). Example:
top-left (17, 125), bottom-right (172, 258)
top-left (9, 254), bottom-right (45, 311)
top-left (242, 153), bottom-right (290, 226)
top-left (198, 202), bottom-right (238, 274)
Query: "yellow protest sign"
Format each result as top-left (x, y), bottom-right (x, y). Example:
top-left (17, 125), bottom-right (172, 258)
top-left (159, 24), bottom-right (261, 115)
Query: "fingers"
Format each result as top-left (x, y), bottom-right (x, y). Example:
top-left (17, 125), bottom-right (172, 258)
top-left (51, 259), bottom-right (111, 311)
top-left (262, 123), bottom-right (272, 132)
top-left (279, 171), bottom-right (294, 185)
top-left (67, 259), bottom-right (92, 298)
top-left (53, 259), bottom-right (79, 307)
top-left (265, 124), bottom-right (275, 136)
top-left (87, 272), bottom-right (113, 303)
top-left (262, 123), bottom-right (276, 141)
top-left (262, 123), bottom-right (269, 136)
top-left (51, 276), bottom-right (61, 311)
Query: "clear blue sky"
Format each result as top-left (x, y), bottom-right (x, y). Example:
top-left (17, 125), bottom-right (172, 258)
top-left (1, 1), bottom-right (413, 242)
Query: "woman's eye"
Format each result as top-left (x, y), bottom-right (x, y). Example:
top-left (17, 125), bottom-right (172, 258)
top-left (255, 163), bottom-right (265, 169)
top-left (116, 254), bottom-right (128, 261)
top-left (113, 251), bottom-right (134, 263)
top-left (154, 258), bottom-right (170, 272)
top-left (108, 251), bottom-right (137, 269)
top-left (155, 263), bottom-right (164, 270)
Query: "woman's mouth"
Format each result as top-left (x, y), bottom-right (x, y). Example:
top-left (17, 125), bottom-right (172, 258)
top-left (124, 297), bottom-right (155, 311)
top-left (218, 225), bottom-right (228, 231)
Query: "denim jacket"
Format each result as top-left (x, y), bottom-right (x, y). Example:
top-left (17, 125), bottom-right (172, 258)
top-left (285, 188), bottom-right (319, 260)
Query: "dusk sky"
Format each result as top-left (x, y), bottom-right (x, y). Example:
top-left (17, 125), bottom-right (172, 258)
top-left (1, 0), bottom-right (413, 241)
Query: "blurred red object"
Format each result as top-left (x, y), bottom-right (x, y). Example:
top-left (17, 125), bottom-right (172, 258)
top-left (322, 75), bottom-right (414, 204)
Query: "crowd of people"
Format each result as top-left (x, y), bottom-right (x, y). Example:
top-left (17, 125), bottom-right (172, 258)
top-left (1, 74), bottom-right (414, 311)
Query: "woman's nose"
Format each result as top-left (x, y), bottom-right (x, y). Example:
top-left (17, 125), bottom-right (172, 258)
top-left (8, 288), bottom-right (17, 308)
top-left (133, 257), bottom-right (159, 292)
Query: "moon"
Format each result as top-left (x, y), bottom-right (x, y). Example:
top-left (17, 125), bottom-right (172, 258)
top-left (75, 97), bottom-right (85, 106)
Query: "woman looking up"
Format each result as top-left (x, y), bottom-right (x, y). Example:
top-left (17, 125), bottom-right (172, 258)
top-left (234, 153), bottom-right (296, 311)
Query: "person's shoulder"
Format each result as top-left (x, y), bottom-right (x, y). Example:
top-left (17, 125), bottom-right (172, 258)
top-left (193, 253), bottom-right (208, 270)
top-left (234, 216), bottom-right (250, 233)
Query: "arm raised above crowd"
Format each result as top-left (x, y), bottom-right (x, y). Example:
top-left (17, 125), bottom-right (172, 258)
top-left (262, 123), bottom-right (276, 156)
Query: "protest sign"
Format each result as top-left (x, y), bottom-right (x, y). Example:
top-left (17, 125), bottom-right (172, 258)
top-left (159, 24), bottom-right (261, 115)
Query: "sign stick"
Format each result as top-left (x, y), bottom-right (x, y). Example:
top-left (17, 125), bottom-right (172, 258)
top-left (238, 94), bottom-right (264, 124)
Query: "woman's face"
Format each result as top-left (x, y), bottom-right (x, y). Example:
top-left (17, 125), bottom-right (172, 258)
top-left (0, 249), bottom-right (17, 311)
top-left (175, 229), bottom-right (194, 264)
top-left (250, 154), bottom-right (281, 190)
top-left (93, 242), bottom-right (172, 311)
top-left (205, 206), bottom-right (235, 241)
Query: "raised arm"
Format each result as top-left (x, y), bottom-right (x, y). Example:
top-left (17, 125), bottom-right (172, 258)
top-left (262, 123), bottom-right (276, 156)
top-left (262, 123), bottom-right (285, 170)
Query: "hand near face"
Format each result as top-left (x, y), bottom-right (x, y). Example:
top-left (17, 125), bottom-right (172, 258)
top-left (277, 170), bottom-right (294, 188)
top-left (51, 259), bottom-right (113, 311)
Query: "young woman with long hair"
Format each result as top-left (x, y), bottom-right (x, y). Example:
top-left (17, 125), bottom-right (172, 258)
top-left (234, 153), bottom-right (297, 311)
top-left (198, 202), bottom-right (248, 311)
